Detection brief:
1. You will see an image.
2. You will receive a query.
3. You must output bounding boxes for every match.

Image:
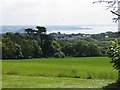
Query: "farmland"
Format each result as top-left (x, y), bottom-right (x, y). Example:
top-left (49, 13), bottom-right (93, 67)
top-left (2, 57), bottom-right (118, 88)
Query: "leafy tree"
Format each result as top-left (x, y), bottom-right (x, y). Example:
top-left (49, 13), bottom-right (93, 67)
top-left (42, 39), bottom-right (64, 57)
top-left (88, 42), bottom-right (101, 56)
top-left (21, 39), bottom-right (35, 59)
top-left (31, 40), bottom-right (42, 58)
top-left (62, 42), bottom-right (76, 57)
top-left (2, 32), bottom-right (35, 59)
top-left (62, 39), bottom-right (101, 57)
top-left (73, 40), bottom-right (89, 57)
top-left (2, 37), bottom-right (23, 59)
top-left (108, 37), bottom-right (120, 87)
top-left (35, 26), bottom-right (47, 42)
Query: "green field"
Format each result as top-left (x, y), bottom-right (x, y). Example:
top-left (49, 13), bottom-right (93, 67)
top-left (2, 57), bottom-right (118, 88)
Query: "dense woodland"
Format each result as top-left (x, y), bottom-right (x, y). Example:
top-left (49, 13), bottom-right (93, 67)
top-left (1, 26), bottom-right (118, 59)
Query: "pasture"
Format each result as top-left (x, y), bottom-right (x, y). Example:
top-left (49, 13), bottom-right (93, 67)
top-left (2, 57), bottom-right (118, 88)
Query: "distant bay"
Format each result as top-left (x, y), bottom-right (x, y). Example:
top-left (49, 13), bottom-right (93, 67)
top-left (0, 24), bottom-right (118, 34)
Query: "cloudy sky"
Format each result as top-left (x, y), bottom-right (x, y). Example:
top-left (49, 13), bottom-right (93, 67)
top-left (1, 0), bottom-right (114, 25)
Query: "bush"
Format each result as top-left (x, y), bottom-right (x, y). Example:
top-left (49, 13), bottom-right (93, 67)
top-left (107, 37), bottom-right (120, 87)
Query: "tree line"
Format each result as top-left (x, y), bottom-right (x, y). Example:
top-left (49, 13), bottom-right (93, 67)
top-left (1, 26), bottom-right (115, 59)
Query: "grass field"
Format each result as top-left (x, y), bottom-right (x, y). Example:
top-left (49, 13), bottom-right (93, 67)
top-left (2, 57), bottom-right (118, 88)
top-left (3, 75), bottom-right (116, 88)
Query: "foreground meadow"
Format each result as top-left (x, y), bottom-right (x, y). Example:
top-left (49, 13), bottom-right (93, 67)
top-left (2, 57), bottom-right (118, 88)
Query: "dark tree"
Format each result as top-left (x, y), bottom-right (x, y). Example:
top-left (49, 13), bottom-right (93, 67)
top-left (36, 26), bottom-right (46, 34)
top-left (25, 28), bottom-right (33, 35)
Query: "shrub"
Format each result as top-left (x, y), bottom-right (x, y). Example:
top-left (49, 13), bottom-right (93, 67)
top-left (107, 37), bottom-right (120, 87)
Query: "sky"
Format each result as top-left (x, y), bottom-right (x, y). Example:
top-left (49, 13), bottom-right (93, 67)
top-left (0, 0), bottom-right (116, 25)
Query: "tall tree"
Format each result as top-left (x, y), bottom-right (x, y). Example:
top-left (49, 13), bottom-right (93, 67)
top-left (36, 26), bottom-right (47, 42)
top-left (25, 28), bottom-right (33, 35)
top-left (36, 26), bottom-right (46, 35)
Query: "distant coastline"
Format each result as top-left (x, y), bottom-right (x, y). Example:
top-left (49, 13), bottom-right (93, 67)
top-left (0, 24), bottom-right (118, 34)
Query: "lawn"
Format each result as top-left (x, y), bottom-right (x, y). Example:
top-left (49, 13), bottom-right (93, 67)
top-left (2, 57), bottom-right (118, 88)
top-left (3, 75), bottom-right (116, 88)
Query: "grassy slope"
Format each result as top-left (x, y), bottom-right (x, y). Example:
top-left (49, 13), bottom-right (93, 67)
top-left (2, 57), bottom-right (118, 88)
top-left (2, 57), bottom-right (118, 79)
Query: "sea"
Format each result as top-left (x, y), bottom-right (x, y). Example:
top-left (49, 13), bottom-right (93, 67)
top-left (0, 24), bottom-right (118, 34)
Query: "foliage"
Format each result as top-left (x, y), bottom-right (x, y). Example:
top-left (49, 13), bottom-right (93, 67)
top-left (107, 37), bottom-right (120, 86)
top-left (2, 27), bottom-right (64, 59)
top-left (2, 37), bottom-right (23, 59)
top-left (108, 37), bottom-right (120, 70)
top-left (62, 39), bottom-right (102, 57)
top-left (32, 40), bottom-right (42, 58)
top-left (2, 32), bottom-right (42, 59)
top-left (39, 35), bottom-right (63, 57)
top-left (2, 26), bottom-right (117, 59)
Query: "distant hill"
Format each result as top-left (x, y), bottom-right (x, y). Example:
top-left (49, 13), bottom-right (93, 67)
top-left (1, 25), bottom-right (35, 33)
